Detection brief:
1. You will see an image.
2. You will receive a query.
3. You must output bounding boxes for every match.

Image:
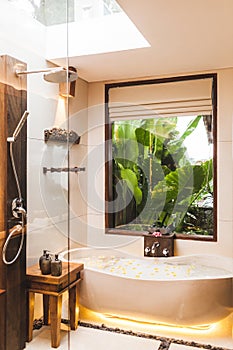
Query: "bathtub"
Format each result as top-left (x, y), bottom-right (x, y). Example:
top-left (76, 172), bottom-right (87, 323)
top-left (60, 248), bottom-right (233, 327)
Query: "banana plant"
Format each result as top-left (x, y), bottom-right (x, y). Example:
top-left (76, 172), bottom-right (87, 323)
top-left (112, 115), bottom-right (213, 234)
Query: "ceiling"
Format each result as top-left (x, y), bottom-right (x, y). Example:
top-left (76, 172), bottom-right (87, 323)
top-left (54, 0), bottom-right (233, 82)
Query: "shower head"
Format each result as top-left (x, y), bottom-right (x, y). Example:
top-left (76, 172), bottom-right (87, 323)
top-left (7, 111), bottom-right (29, 143)
top-left (15, 65), bottom-right (78, 83)
top-left (43, 67), bottom-right (78, 83)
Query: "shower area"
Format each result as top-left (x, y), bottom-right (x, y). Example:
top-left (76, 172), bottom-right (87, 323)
top-left (0, 1), bottom-right (89, 349)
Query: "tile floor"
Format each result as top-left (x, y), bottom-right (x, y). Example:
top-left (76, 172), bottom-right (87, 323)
top-left (25, 325), bottom-right (161, 350)
top-left (169, 345), bottom-right (207, 350)
top-left (25, 321), bottom-right (233, 350)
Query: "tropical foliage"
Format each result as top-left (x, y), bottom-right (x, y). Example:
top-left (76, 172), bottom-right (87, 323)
top-left (112, 116), bottom-right (213, 235)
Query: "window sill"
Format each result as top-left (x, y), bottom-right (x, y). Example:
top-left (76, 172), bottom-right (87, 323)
top-left (106, 229), bottom-right (215, 241)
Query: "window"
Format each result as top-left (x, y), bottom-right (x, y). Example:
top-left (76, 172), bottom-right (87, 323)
top-left (105, 74), bottom-right (217, 241)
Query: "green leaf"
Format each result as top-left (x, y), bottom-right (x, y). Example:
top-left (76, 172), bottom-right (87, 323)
top-left (121, 168), bottom-right (138, 188)
top-left (135, 127), bottom-right (151, 147)
top-left (133, 186), bottom-right (143, 205)
top-left (172, 115), bottom-right (202, 148)
top-left (120, 168), bottom-right (142, 205)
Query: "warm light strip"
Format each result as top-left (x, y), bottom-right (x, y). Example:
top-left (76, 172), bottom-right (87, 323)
top-left (79, 306), bottom-right (219, 336)
top-left (103, 313), bottom-right (213, 331)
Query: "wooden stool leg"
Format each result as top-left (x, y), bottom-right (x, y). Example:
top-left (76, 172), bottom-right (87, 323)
top-left (43, 295), bottom-right (50, 325)
top-left (69, 284), bottom-right (79, 330)
top-left (50, 295), bottom-right (62, 348)
top-left (27, 291), bottom-right (35, 342)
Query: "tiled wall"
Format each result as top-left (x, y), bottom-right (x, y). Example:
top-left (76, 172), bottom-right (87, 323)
top-left (27, 77), bottom-right (88, 265)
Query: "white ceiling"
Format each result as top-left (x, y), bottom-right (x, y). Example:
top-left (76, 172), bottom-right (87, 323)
top-left (52, 0), bottom-right (233, 82)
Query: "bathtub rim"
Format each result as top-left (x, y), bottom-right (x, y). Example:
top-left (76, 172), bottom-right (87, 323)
top-left (59, 247), bottom-right (233, 281)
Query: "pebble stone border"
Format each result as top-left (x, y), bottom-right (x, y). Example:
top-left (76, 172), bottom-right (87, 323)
top-left (33, 318), bottom-right (231, 350)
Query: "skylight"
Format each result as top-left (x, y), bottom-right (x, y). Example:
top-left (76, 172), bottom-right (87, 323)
top-left (8, 0), bottom-right (150, 57)
top-left (8, 0), bottom-right (122, 26)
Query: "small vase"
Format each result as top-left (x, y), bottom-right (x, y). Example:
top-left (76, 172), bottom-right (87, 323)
top-left (51, 254), bottom-right (62, 277)
top-left (40, 253), bottom-right (51, 275)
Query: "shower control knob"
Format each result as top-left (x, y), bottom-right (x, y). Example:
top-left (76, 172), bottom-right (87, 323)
top-left (144, 246), bottom-right (151, 256)
top-left (163, 248), bottom-right (169, 257)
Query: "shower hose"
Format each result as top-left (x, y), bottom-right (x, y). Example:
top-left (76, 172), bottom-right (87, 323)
top-left (2, 142), bottom-right (26, 265)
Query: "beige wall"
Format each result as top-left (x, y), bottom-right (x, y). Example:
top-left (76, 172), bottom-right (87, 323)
top-left (86, 69), bottom-right (233, 258)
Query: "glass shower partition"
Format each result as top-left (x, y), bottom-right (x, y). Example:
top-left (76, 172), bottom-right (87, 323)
top-left (0, 1), bottom-right (75, 349)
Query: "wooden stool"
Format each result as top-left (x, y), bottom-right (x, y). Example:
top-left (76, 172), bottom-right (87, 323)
top-left (26, 262), bottom-right (84, 348)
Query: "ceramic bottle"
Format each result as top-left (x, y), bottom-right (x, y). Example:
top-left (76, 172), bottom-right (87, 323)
top-left (39, 250), bottom-right (49, 269)
top-left (51, 254), bottom-right (62, 276)
top-left (40, 253), bottom-right (52, 275)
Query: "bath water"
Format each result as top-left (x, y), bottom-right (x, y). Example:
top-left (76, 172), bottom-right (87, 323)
top-left (74, 256), bottom-right (230, 280)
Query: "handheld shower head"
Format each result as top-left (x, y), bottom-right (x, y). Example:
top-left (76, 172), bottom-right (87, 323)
top-left (7, 111), bottom-right (29, 143)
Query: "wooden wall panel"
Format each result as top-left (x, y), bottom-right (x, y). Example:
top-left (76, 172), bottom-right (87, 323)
top-left (0, 290), bottom-right (6, 350)
top-left (0, 55), bottom-right (27, 350)
top-left (0, 81), bottom-right (7, 232)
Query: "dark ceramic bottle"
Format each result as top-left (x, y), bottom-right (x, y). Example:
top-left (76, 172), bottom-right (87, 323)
top-left (39, 250), bottom-right (49, 269)
top-left (51, 254), bottom-right (62, 276)
top-left (40, 253), bottom-right (52, 275)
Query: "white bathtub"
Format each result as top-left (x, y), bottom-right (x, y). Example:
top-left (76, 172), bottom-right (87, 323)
top-left (60, 248), bottom-right (233, 327)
